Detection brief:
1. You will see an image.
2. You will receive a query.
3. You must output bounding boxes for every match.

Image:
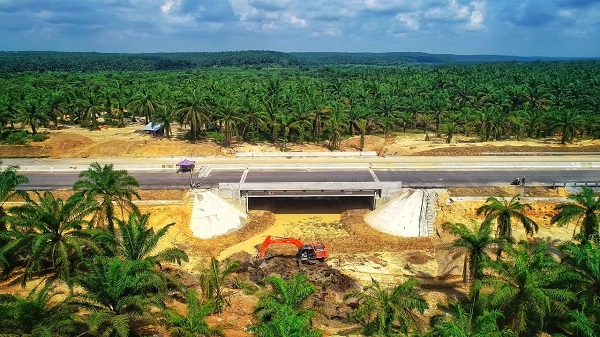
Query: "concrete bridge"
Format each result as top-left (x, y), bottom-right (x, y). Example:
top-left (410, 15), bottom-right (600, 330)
top-left (215, 168), bottom-right (403, 212)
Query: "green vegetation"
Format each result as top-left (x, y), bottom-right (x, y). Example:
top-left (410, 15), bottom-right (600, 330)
top-left (1, 191), bottom-right (99, 285)
top-left (1, 53), bottom-right (599, 149)
top-left (552, 186), bottom-right (600, 245)
top-left (0, 51), bottom-right (575, 73)
top-left (1, 163), bottom-right (600, 336)
top-left (73, 162), bottom-right (141, 232)
top-left (345, 277), bottom-right (428, 336)
top-left (162, 290), bottom-right (224, 337)
top-left (251, 273), bottom-right (323, 337)
top-left (198, 257), bottom-right (239, 313)
top-left (442, 221), bottom-right (498, 284)
top-left (477, 195), bottom-right (538, 248)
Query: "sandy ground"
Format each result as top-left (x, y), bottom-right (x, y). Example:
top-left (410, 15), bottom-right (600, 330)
top-left (145, 187), bottom-right (579, 336)
top-left (1, 124), bottom-right (595, 336)
top-left (2, 123), bottom-right (600, 158)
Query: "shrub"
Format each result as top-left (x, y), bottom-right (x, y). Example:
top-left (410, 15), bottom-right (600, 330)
top-left (30, 132), bottom-right (48, 142)
top-left (5, 131), bottom-right (30, 145)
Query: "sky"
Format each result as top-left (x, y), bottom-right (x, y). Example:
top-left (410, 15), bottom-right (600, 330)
top-left (0, 0), bottom-right (599, 57)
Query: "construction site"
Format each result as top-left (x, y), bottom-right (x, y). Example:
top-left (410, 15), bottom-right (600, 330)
top-left (126, 184), bottom-right (575, 336)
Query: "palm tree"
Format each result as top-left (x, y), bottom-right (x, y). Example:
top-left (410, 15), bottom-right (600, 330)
top-left (344, 277), bottom-right (428, 336)
top-left (520, 108), bottom-right (544, 139)
top-left (80, 91), bottom-right (104, 129)
top-left (482, 241), bottom-right (577, 335)
top-left (288, 96), bottom-right (315, 143)
top-left (73, 162), bottom-right (140, 232)
top-left (0, 162), bottom-right (29, 232)
top-left (427, 92), bottom-right (450, 132)
top-left (199, 257), bottom-right (239, 313)
top-left (252, 273), bottom-right (322, 337)
top-left (353, 116), bottom-right (378, 151)
top-left (442, 112), bottom-right (464, 144)
top-left (476, 195), bottom-right (538, 244)
top-left (1, 191), bottom-right (101, 285)
top-left (560, 242), bottom-right (600, 319)
top-left (274, 109), bottom-right (309, 150)
top-left (309, 105), bottom-right (331, 143)
top-left (162, 290), bottom-right (223, 337)
top-left (130, 87), bottom-right (161, 124)
top-left (111, 80), bottom-right (131, 127)
top-left (548, 108), bottom-right (585, 144)
top-left (521, 85), bottom-right (551, 111)
top-left (255, 273), bottom-right (316, 320)
top-left (251, 304), bottom-right (322, 337)
top-left (443, 221), bottom-right (498, 284)
top-left (0, 285), bottom-right (83, 336)
top-left (238, 88), bottom-right (267, 142)
top-left (323, 104), bottom-right (348, 151)
top-left (177, 91), bottom-right (208, 143)
top-left (419, 113), bottom-right (433, 141)
top-left (69, 256), bottom-right (166, 337)
top-left (45, 90), bottom-right (67, 129)
top-left (551, 186), bottom-right (600, 245)
top-left (373, 96), bottom-right (399, 136)
top-left (397, 111), bottom-right (414, 133)
top-left (0, 93), bottom-right (18, 132)
top-left (116, 211), bottom-right (188, 264)
top-left (17, 97), bottom-right (48, 134)
top-left (153, 105), bottom-right (175, 139)
top-left (563, 308), bottom-right (600, 337)
top-left (213, 97), bottom-right (241, 147)
top-left (428, 301), bottom-right (515, 337)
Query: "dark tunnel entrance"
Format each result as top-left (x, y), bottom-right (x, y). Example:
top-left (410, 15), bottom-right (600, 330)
top-left (247, 196), bottom-right (374, 214)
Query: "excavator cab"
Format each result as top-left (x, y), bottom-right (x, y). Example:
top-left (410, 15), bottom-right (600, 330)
top-left (297, 245), bottom-right (316, 261)
top-left (297, 243), bottom-right (327, 262)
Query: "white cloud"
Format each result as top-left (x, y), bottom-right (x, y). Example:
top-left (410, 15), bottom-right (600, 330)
top-left (161, 0), bottom-right (177, 14)
top-left (466, 1), bottom-right (486, 30)
top-left (395, 12), bottom-right (420, 31)
top-left (286, 13), bottom-right (306, 27)
top-left (0, 0), bottom-right (597, 56)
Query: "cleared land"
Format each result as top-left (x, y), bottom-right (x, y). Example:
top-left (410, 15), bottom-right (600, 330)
top-left (2, 123), bottom-right (600, 158)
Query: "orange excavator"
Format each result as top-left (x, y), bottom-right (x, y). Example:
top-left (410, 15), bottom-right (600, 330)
top-left (255, 235), bottom-right (328, 267)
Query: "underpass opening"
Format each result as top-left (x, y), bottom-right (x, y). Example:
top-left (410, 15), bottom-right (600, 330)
top-left (247, 196), bottom-right (373, 214)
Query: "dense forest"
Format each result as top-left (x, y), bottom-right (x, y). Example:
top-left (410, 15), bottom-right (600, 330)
top-left (0, 50), bottom-right (586, 72)
top-left (1, 54), bottom-right (599, 148)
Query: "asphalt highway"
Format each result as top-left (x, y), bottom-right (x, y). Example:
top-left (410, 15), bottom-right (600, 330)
top-left (18, 168), bottom-right (600, 190)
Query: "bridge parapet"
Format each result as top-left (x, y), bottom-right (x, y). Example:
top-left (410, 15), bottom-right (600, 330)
top-left (236, 151), bottom-right (377, 158)
top-left (241, 182), bottom-right (400, 197)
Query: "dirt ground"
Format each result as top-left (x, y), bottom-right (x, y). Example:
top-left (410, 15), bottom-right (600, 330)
top-left (0, 124), bottom-right (594, 336)
top-left (1, 123), bottom-right (600, 158)
top-left (145, 187), bottom-right (579, 336)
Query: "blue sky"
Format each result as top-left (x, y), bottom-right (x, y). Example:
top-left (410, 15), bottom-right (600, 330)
top-left (0, 0), bottom-right (598, 57)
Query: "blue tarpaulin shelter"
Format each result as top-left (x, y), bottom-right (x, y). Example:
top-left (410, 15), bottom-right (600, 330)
top-left (143, 122), bottom-right (164, 136)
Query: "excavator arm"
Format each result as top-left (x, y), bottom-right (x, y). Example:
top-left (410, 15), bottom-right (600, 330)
top-left (256, 235), bottom-right (304, 259)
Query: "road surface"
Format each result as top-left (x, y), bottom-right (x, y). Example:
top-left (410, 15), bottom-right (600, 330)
top-left (18, 168), bottom-right (600, 190)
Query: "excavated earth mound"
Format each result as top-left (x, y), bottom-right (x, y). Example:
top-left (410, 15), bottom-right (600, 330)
top-left (234, 254), bottom-right (360, 294)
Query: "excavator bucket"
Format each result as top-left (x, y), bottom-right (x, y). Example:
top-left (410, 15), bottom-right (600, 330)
top-left (252, 257), bottom-right (267, 269)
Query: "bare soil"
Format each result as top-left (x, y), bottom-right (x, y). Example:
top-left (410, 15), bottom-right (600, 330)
top-left (1, 124), bottom-right (599, 158)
